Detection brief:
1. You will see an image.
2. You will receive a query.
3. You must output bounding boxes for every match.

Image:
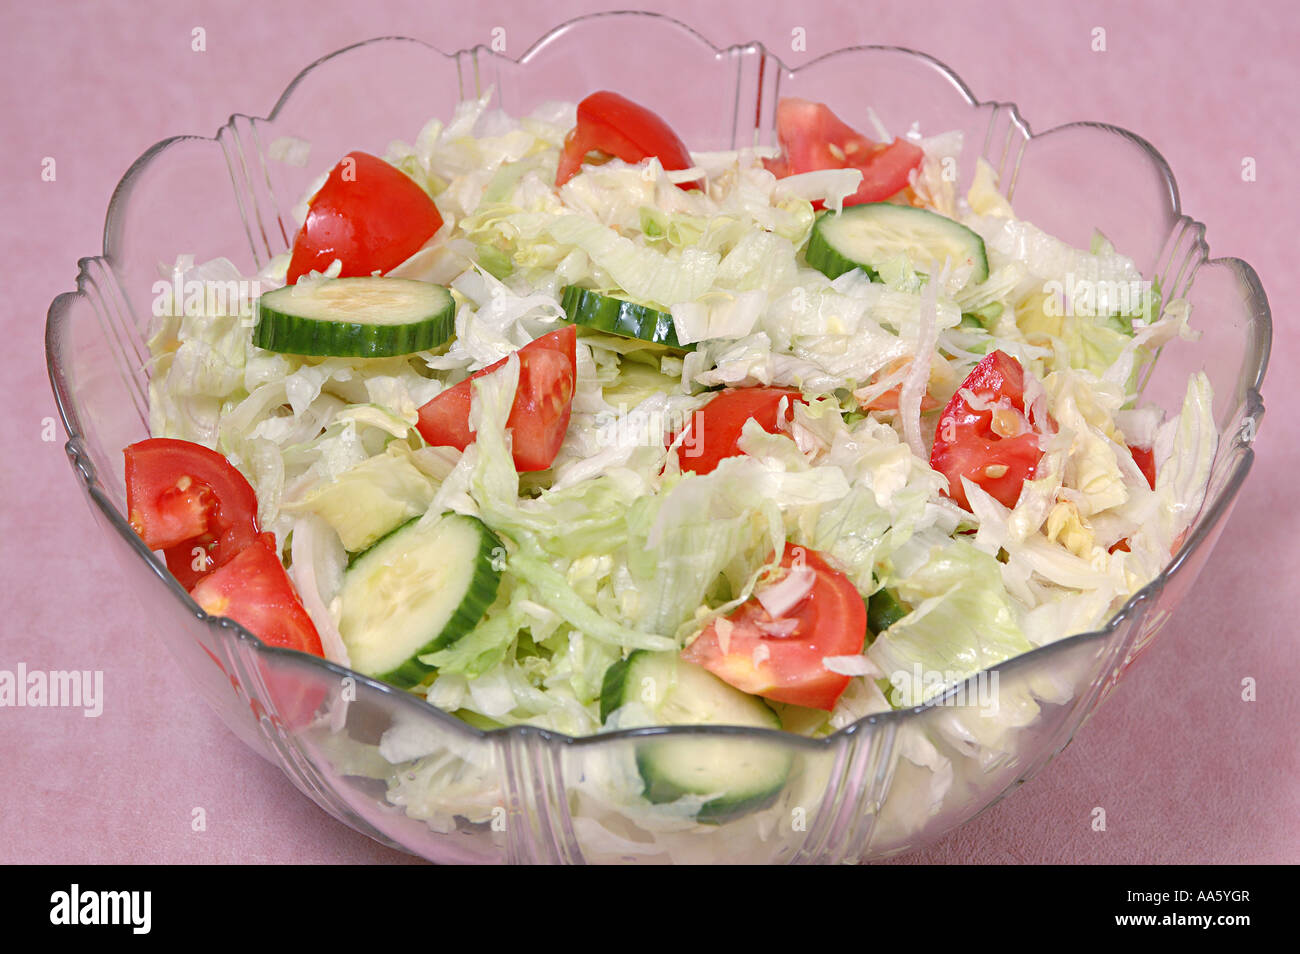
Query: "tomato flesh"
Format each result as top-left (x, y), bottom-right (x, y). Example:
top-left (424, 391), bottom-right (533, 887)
top-left (125, 438), bottom-right (261, 590)
top-left (682, 544), bottom-right (867, 710)
top-left (766, 98), bottom-right (924, 207)
top-left (556, 91), bottom-right (700, 189)
top-left (1108, 444), bottom-right (1158, 554)
top-left (416, 325), bottom-right (577, 472)
top-left (676, 387), bottom-right (803, 475)
top-left (1130, 444), bottom-right (1157, 489)
top-left (859, 358), bottom-right (941, 413)
top-left (190, 534), bottom-right (323, 658)
top-left (930, 350), bottom-right (1043, 511)
top-left (286, 151), bottom-right (443, 284)
top-left (862, 388), bottom-right (941, 413)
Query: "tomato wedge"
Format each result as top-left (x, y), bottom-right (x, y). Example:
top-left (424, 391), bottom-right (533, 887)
top-left (862, 387), bottom-right (941, 413)
top-left (286, 151), bottom-right (443, 284)
top-left (125, 438), bottom-right (261, 590)
top-left (765, 99), bottom-right (924, 207)
top-left (1130, 444), bottom-right (1157, 490)
top-left (682, 544), bottom-right (867, 710)
top-left (674, 387), bottom-right (803, 476)
top-left (416, 325), bottom-right (577, 472)
top-left (858, 357), bottom-right (942, 413)
top-left (190, 534), bottom-right (323, 658)
top-left (1107, 445), bottom-right (1159, 554)
top-left (555, 91), bottom-right (700, 189)
top-left (930, 350), bottom-right (1044, 511)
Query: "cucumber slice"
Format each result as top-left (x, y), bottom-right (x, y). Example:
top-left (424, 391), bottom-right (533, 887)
top-left (867, 587), bottom-right (909, 636)
top-left (960, 300), bottom-right (1004, 330)
top-left (807, 203), bottom-right (989, 286)
top-left (254, 277), bottom-right (454, 357)
top-left (338, 512), bottom-right (502, 689)
top-left (601, 651), bottom-right (792, 824)
top-left (560, 286), bottom-right (692, 351)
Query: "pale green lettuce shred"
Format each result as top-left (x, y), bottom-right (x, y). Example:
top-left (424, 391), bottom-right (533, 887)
top-left (1147, 371), bottom-right (1218, 545)
top-left (540, 214), bottom-right (721, 307)
top-left (625, 461), bottom-right (784, 638)
top-left (418, 584), bottom-right (529, 678)
top-left (868, 532), bottom-right (1034, 708)
top-left (147, 278), bottom-right (248, 448)
top-left (509, 550), bottom-right (675, 651)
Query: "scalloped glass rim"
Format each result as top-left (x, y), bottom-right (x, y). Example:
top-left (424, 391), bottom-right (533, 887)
top-left (45, 10), bottom-right (1271, 759)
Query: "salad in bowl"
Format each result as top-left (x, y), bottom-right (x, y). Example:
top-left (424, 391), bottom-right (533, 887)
top-left (130, 85), bottom-right (1213, 821)
top-left (51, 14), bottom-right (1265, 863)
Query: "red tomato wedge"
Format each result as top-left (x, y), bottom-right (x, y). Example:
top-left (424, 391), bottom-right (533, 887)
top-left (676, 387), bottom-right (803, 476)
top-left (682, 544), bottom-right (867, 710)
top-left (190, 534), bottom-right (324, 658)
top-left (862, 388), bottom-right (942, 413)
top-left (125, 438), bottom-right (261, 590)
top-left (930, 350), bottom-right (1044, 511)
top-left (286, 151), bottom-right (443, 284)
top-left (555, 91), bottom-right (700, 189)
top-left (416, 325), bottom-right (577, 472)
top-left (765, 99), bottom-right (924, 207)
top-left (858, 357), bottom-right (942, 413)
top-left (1130, 444), bottom-right (1157, 490)
top-left (1108, 445), bottom-right (1158, 554)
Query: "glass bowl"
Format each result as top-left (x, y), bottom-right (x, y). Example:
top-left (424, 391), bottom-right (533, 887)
top-left (45, 12), bottom-right (1270, 864)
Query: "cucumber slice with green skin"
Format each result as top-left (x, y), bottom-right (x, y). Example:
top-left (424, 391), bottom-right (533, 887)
top-left (867, 587), bottom-right (910, 636)
top-left (807, 203), bottom-right (989, 286)
top-left (339, 512), bottom-right (502, 689)
top-left (601, 651), bottom-right (792, 824)
top-left (255, 277), bottom-right (454, 357)
top-left (560, 286), bottom-right (693, 351)
top-left (960, 300), bottom-right (1004, 330)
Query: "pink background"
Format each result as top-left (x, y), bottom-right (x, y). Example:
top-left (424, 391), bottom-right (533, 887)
top-left (2, 0), bottom-right (1296, 864)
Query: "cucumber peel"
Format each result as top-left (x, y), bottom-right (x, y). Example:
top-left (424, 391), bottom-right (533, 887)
top-left (807, 203), bottom-right (989, 287)
top-left (560, 285), bottom-right (693, 351)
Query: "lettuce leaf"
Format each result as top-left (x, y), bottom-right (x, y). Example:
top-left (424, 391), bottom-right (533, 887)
top-left (869, 534), bottom-right (1032, 708)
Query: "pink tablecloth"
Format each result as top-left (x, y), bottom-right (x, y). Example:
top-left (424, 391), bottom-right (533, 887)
top-left (1, 0), bottom-right (1295, 864)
